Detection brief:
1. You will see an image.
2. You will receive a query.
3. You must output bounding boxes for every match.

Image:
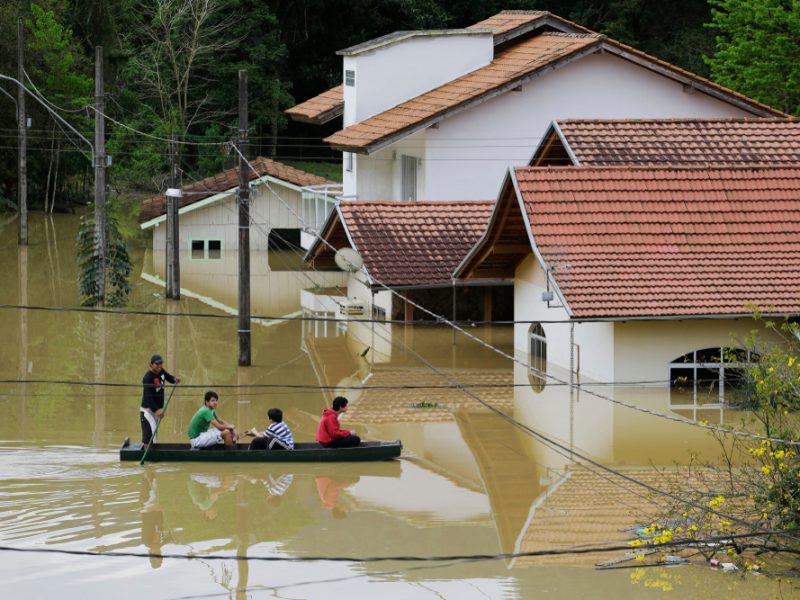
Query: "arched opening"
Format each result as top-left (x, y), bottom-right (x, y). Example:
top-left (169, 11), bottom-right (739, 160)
top-left (528, 323), bottom-right (546, 393)
top-left (669, 347), bottom-right (756, 406)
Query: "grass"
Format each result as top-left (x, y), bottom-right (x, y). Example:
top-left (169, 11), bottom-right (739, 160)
top-left (284, 160), bottom-right (343, 183)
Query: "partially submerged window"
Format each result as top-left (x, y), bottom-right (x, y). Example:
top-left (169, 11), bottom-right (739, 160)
top-left (669, 347), bottom-right (756, 406)
top-left (528, 323), bottom-right (547, 392)
top-left (189, 239), bottom-right (222, 260)
top-left (372, 304), bottom-right (386, 322)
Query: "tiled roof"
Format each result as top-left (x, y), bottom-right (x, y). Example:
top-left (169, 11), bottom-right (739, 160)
top-left (284, 85), bottom-right (344, 124)
top-left (514, 166), bottom-right (800, 318)
top-left (325, 33), bottom-right (599, 152)
top-left (316, 200), bottom-right (494, 286)
top-left (468, 10), bottom-right (548, 35)
top-left (138, 157), bottom-right (334, 224)
top-left (548, 118), bottom-right (800, 166)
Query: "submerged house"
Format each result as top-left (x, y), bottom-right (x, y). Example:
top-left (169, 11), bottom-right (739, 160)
top-left (139, 157), bottom-right (339, 254)
top-left (455, 165), bottom-right (800, 404)
top-left (287, 10), bottom-right (783, 216)
top-left (304, 200), bottom-right (504, 334)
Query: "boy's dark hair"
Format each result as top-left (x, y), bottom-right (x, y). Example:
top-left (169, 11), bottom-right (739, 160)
top-left (204, 390), bottom-right (219, 403)
top-left (267, 408), bottom-right (283, 423)
top-left (332, 396), bottom-right (348, 411)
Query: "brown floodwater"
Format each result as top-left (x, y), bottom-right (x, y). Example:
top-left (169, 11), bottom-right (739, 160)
top-left (0, 213), bottom-right (795, 599)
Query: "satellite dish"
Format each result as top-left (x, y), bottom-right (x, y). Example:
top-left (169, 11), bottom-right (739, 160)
top-left (334, 247), bottom-right (364, 272)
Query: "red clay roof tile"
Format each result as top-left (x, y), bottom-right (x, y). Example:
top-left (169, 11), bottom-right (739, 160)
top-left (513, 166), bottom-right (800, 318)
top-left (331, 200), bottom-right (495, 286)
top-left (138, 157), bottom-right (334, 224)
top-left (550, 118), bottom-right (800, 166)
top-left (325, 34), bottom-right (599, 152)
top-left (284, 85), bottom-right (344, 124)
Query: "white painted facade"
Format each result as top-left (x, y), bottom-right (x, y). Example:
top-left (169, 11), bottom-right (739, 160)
top-left (514, 253), bottom-right (781, 386)
top-left (344, 50), bottom-right (749, 201)
top-left (145, 177), bottom-right (306, 252)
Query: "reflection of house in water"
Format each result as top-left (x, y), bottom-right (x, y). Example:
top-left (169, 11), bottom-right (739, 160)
top-left (137, 158), bottom-right (349, 316)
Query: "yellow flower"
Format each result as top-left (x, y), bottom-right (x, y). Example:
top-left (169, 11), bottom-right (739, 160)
top-left (762, 466), bottom-right (772, 475)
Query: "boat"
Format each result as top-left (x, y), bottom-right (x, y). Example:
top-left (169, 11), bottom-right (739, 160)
top-left (120, 438), bottom-right (402, 463)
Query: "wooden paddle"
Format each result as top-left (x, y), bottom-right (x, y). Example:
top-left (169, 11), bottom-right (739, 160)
top-left (140, 384), bottom-right (177, 465)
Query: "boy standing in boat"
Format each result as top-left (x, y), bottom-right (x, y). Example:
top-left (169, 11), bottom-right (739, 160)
top-left (316, 396), bottom-right (361, 448)
top-left (140, 354), bottom-right (180, 444)
top-left (247, 408), bottom-right (294, 450)
top-left (188, 390), bottom-right (241, 448)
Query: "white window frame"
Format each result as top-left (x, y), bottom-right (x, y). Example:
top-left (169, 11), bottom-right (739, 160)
top-left (401, 154), bottom-right (417, 201)
top-left (345, 69), bottom-right (355, 87)
top-left (528, 323), bottom-right (547, 392)
top-left (669, 347), bottom-right (755, 406)
top-left (188, 238), bottom-right (224, 261)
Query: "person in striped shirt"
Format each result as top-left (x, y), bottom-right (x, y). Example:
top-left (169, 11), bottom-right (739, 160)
top-left (246, 408), bottom-right (294, 450)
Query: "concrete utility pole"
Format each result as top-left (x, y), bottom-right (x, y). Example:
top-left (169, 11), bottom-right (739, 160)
top-left (94, 46), bottom-right (107, 306)
top-left (238, 70), bottom-right (251, 366)
top-left (17, 18), bottom-right (27, 246)
top-left (166, 133), bottom-right (181, 299)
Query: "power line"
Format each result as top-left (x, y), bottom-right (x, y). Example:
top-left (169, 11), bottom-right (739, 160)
top-left (0, 530), bottom-right (787, 563)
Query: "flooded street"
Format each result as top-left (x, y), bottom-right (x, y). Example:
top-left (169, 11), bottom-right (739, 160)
top-left (0, 213), bottom-right (795, 599)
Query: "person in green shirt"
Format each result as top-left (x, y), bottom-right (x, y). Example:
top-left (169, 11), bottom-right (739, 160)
top-left (188, 390), bottom-right (240, 449)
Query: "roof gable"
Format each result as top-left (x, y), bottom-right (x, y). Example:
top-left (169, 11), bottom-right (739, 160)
top-left (531, 118), bottom-right (800, 166)
top-left (512, 166), bottom-right (800, 318)
top-left (307, 200), bottom-right (495, 287)
top-left (325, 33), bottom-right (600, 154)
top-left (138, 157), bottom-right (334, 224)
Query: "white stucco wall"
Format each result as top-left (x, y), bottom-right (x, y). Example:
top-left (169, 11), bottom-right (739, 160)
top-left (149, 180), bottom-right (304, 252)
top-left (352, 51), bottom-right (750, 201)
top-left (612, 319), bottom-right (782, 382)
top-left (343, 33), bottom-right (493, 126)
top-left (514, 254), bottom-right (615, 382)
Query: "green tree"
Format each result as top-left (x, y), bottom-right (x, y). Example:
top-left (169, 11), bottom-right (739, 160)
top-left (77, 211), bottom-right (132, 307)
top-left (706, 0), bottom-right (800, 115)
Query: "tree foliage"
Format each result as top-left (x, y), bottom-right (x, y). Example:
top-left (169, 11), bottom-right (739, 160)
top-left (706, 0), bottom-right (800, 115)
top-left (77, 210), bottom-right (132, 307)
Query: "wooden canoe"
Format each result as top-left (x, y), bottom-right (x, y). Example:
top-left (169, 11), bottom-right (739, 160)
top-left (120, 438), bottom-right (402, 463)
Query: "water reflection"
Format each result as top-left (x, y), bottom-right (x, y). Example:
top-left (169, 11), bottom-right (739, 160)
top-left (0, 214), bottom-right (792, 598)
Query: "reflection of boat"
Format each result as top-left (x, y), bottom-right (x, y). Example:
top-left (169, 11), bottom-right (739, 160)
top-left (120, 439), bottom-right (402, 463)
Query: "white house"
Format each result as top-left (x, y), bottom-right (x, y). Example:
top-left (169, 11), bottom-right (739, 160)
top-left (287, 10), bottom-right (784, 206)
top-left (455, 165), bottom-right (800, 403)
top-left (139, 157), bottom-right (339, 254)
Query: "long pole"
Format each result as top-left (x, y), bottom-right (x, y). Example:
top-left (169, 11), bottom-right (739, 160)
top-left (166, 133), bottom-right (180, 299)
top-left (139, 385), bottom-right (177, 465)
top-left (94, 46), bottom-right (107, 306)
top-left (238, 70), bottom-right (251, 366)
top-left (17, 18), bottom-right (27, 246)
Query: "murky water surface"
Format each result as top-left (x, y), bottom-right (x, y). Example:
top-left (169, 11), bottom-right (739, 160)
top-left (0, 214), bottom-right (794, 598)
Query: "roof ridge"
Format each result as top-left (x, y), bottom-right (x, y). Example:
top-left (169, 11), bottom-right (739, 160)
top-left (558, 117), bottom-right (800, 124)
top-left (517, 164), bottom-right (800, 172)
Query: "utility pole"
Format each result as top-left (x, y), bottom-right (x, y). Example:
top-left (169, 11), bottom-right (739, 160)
top-left (94, 46), bottom-right (107, 306)
top-left (17, 18), bottom-right (27, 246)
top-left (238, 70), bottom-right (251, 366)
top-left (166, 133), bottom-right (181, 299)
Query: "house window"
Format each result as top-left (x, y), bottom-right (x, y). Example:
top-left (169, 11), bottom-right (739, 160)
top-left (528, 323), bottom-right (546, 392)
top-left (345, 70), bottom-right (355, 87)
top-left (669, 347), bottom-right (755, 406)
top-left (345, 152), bottom-right (353, 172)
top-left (401, 154), bottom-right (417, 201)
top-left (372, 304), bottom-right (386, 322)
top-left (189, 238), bottom-right (223, 260)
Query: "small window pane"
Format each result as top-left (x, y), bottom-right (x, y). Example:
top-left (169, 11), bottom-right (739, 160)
top-left (208, 240), bottom-right (222, 259)
top-left (345, 70), bottom-right (355, 87)
top-left (191, 240), bottom-right (205, 259)
top-left (696, 347), bottom-right (722, 364)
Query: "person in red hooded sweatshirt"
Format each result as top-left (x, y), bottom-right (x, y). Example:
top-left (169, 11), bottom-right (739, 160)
top-left (316, 396), bottom-right (361, 448)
